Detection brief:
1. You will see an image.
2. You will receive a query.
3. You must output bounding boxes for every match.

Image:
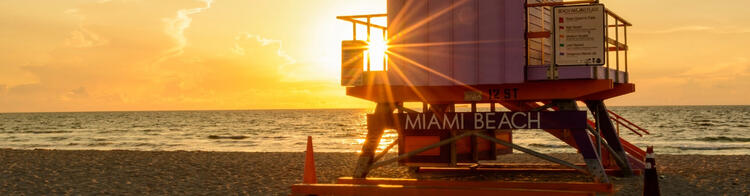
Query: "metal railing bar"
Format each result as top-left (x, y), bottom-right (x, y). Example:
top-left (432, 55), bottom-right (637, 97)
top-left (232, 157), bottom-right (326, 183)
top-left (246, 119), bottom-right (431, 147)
top-left (606, 40), bottom-right (610, 79)
top-left (526, 0), bottom-right (597, 7)
top-left (607, 110), bottom-right (650, 134)
top-left (336, 17), bottom-right (387, 30)
top-left (367, 17), bottom-right (371, 42)
top-left (584, 124), bottom-right (628, 168)
top-left (606, 38), bottom-right (627, 51)
top-left (383, 29), bottom-right (388, 70)
top-left (624, 26), bottom-right (628, 77)
top-left (604, 8), bottom-right (632, 26)
top-left (607, 47), bottom-right (627, 51)
top-left (615, 20), bottom-right (620, 83)
top-left (336, 14), bottom-right (387, 19)
top-left (594, 105), bottom-right (602, 156)
top-left (366, 17), bottom-right (371, 71)
top-left (608, 24), bottom-right (628, 27)
top-left (352, 22), bottom-right (356, 40)
top-left (608, 117), bottom-right (643, 137)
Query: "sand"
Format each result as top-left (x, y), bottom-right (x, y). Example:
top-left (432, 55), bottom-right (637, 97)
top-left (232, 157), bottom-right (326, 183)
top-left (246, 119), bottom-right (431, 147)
top-left (0, 149), bottom-right (747, 195)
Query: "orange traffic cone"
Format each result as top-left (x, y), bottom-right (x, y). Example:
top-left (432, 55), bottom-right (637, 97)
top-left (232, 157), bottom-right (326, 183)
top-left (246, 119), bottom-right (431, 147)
top-left (643, 146), bottom-right (660, 196)
top-left (303, 136), bottom-right (317, 184)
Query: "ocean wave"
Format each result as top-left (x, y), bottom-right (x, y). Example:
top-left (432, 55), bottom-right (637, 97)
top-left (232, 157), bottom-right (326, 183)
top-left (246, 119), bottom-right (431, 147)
top-left (97, 129), bottom-right (129, 134)
top-left (47, 136), bottom-right (69, 141)
top-left (21, 130), bottom-right (73, 134)
top-left (131, 143), bottom-right (160, 147)
top-left (86, 142), bottom-right (112, 147)
top-left (261, 136), bottom-right (287, 139)
top-left (331, 132), bottom-right (359, 138)
top-left (695, 136), bottom-right (750, 142)
top-left (677, 146), bottom-right (750, 151)
top-left (208, 135), bottom-right (248, 140)
top-left (1, 107), bottom-right (747, 154)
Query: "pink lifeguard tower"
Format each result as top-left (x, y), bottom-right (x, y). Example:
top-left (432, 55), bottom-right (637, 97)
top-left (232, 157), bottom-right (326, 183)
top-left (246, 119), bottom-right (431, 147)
top-left (293, 0), bottom-right (652, 195)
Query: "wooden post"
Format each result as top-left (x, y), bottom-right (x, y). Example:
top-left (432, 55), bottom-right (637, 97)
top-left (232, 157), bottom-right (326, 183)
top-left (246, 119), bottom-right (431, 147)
top-left (470, 102), bottom-right (479, 162)
top-left (585, 100), bottom-right (633, 176)
top-left (489, 102), bottom-right (497, 159)
top-left (450, 130), bottom-right (457, 166)
top-left (353, 103), bottom-right (394, 178)
top-left (555, 100), bottom-right (610, 183)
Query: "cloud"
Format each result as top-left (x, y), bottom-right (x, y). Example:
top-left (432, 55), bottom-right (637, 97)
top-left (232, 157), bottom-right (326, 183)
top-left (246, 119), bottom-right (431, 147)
top-left (623, 57), bottom-right (750, 105)
top-left (638, 25), bottom-right (713, 34)
top-left (157, 0), bottom-right (214, 64)
top-left (61, 87), bottom-right (89, 101)
top-left (0, 0), bottom-right (366, 112)
top-left (678, 58), bottom-right (750, 79)
top-left (636, 25), bottom-right (750, 34)
top-left (64, 7), bottom-right (108, 48)
top-left (640, 58), bottom-right (750, 89)
top-left (65, 28), bottom-right (109, 48)
top-left (7, 83), bottom-right (48, 96)
top-left (233, 33), bottom-right (297, 73)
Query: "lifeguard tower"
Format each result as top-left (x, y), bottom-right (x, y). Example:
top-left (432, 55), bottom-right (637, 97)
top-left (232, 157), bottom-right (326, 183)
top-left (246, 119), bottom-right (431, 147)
top-left (294, 0), bottom-right (652, 195)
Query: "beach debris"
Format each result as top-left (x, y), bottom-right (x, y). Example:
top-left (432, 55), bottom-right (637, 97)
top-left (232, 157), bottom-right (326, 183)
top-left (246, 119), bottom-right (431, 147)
top-left (207, 135), bottom-right (248, 140)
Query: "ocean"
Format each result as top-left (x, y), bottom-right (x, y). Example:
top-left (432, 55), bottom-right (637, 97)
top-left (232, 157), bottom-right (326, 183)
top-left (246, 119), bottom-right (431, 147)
top-left (0, 106), bottom-right (748, 155)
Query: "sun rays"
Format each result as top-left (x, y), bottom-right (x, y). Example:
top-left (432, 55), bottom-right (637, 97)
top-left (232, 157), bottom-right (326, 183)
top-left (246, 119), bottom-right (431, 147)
top-left (340, 0), bottom-right (505, 106)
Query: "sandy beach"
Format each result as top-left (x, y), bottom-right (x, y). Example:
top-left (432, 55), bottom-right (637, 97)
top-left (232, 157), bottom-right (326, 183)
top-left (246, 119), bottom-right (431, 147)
top-left (0, 149), bottom-right (747, 195)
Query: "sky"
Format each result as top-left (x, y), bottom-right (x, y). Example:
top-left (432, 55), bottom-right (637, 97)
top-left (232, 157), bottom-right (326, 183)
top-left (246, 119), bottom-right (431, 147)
top-left (0, 0), bottom-right (748, 113)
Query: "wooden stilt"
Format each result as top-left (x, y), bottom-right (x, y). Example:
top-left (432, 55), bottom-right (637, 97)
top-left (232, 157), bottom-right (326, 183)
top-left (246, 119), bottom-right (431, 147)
top-left (585, 100), bottom-right (633, 176)
top-left (353, 103), bottom-right (394, 178)
top-left (555, 100), bottom-right (610, 183)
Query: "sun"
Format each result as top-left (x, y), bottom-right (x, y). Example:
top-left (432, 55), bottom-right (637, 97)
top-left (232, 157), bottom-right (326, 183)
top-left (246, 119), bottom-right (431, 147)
top-left (366, 38), bottom-right (389, 71)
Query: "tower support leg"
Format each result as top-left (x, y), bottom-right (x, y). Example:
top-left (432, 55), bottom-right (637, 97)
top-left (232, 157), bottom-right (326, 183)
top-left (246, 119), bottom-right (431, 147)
top-left (585, 100), bottom-right (634, 176)
top-left (353, 103), bottom-right (395, 178)
top-left (555, 100), bottom-right (610, 183)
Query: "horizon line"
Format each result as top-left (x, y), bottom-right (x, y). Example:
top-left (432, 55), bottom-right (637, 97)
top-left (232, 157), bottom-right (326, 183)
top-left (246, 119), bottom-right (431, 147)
top-left (2, 104), bottom-right (748, 114)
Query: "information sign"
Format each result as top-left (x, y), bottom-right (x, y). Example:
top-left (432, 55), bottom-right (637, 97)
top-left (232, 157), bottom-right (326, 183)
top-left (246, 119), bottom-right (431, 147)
top-left (554, 4), bottom-right (607, 66)
top-left (396, 111), bottom-right (587, 131)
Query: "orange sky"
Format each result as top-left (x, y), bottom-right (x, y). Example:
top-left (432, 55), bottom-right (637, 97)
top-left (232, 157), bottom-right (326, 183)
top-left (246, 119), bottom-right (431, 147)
top-left (1, 0), bottom-right (748, 112)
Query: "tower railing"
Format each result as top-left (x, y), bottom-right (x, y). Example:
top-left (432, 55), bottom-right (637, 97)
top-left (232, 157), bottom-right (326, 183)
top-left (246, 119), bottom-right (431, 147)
top-left (526, 0), bottom-right (631, 83)
top-left (336, 14), bottom-right (388, 72)
top-left (338, 1), bottom-right (632, 84)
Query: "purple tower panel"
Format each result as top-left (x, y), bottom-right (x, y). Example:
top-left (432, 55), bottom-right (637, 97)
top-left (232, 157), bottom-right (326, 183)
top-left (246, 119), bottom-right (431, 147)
top-left (427, 0), bottom-right (453, 86)
top-left (503, 0), bottom-right (527, 83)
top-left (397, 0), bottom-right (429, 86)
top-left (387, 0), bottom-right (406, 86)
top-left (385, 0), bottom-right (529, 86)
top-left (477, 0), bottom-right (504, 84)
top-left (452, 0), bottom-right (478, 85)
